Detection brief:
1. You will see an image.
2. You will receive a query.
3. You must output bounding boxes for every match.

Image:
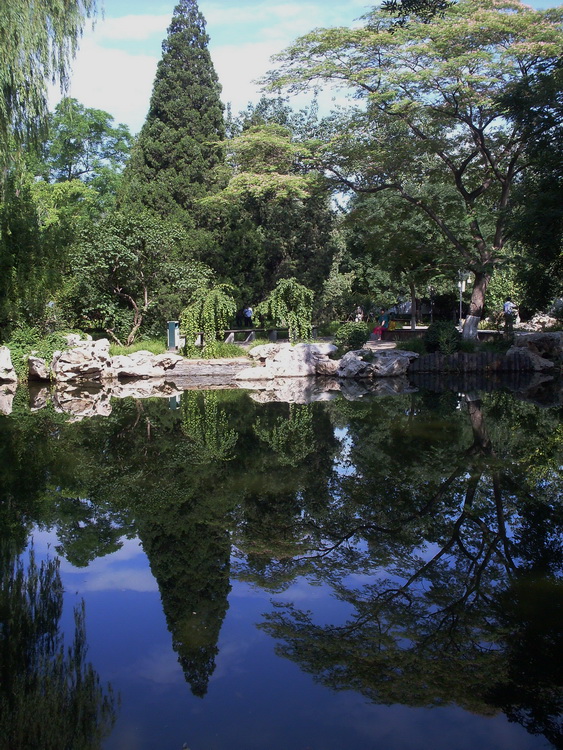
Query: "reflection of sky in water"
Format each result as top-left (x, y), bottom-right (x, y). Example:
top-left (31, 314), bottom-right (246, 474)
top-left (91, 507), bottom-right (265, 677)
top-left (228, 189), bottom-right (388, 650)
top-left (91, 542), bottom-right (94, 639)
top-left (26, 527), bottom-right (552, 750)
top-left (334, 426), bottom-right (357, 477)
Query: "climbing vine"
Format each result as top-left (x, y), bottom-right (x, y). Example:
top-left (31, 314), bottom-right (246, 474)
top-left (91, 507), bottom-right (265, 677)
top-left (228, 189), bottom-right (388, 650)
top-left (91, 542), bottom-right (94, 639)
top-left (256, 278), bottom-right (313, 344)
top-left (180, 284), bottom-right (236, 358)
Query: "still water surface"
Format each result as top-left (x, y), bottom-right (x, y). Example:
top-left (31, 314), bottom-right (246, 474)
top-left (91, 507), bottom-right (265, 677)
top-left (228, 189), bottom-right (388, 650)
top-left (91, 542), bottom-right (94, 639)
top-left (1, 382), bottom-right (561, 749)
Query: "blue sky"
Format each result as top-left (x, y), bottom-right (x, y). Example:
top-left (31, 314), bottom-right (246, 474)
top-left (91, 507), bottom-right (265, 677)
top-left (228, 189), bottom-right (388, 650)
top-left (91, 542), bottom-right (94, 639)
top-left (55, 0), bottom-right (562, 135)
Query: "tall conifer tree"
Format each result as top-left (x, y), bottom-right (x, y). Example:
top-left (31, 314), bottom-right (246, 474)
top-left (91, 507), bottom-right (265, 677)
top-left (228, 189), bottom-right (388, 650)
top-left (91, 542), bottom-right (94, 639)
top-left (120, 0), bottom-right (225, 227)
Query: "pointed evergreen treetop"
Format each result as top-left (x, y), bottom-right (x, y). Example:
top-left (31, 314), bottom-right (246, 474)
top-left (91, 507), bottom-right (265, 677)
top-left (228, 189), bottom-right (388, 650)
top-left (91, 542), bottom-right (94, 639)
top-left (120, 0), bottom-right (226, 225)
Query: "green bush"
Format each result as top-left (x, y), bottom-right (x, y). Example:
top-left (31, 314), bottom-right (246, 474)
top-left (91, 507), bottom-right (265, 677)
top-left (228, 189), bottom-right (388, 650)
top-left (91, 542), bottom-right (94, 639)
top-left (424, 322), bottom-right (461, 354)
top-left (6, 325), bottom-right (72, 380)
top-left (333, 322), bottom-right (370, 353)
top-left (401, 337), bottom-right (427, 355)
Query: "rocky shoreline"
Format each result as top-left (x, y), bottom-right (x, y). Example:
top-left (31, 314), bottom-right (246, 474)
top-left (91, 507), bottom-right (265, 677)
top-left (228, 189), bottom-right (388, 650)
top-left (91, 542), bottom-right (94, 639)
top-left (1, 332), bottom-right (561, 418)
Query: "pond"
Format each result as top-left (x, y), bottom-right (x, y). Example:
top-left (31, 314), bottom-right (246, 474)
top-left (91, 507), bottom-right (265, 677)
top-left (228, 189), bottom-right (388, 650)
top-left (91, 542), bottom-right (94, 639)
top-left (0, 379), bottom-right (562, 750)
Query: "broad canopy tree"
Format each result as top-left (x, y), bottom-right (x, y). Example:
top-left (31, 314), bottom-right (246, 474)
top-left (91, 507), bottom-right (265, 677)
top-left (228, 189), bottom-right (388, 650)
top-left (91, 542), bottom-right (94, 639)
top-left (264, 0), bottom-right (563, 337)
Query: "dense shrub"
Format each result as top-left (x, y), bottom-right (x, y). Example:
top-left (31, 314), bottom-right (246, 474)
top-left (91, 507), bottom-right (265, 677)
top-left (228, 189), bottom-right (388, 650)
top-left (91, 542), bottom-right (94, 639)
top-left (424, 322), bottom-right (461, 354)
top-left (333, 322), bottom-right (370, 353)
top-left (6, 325), bottom-right (70, 380)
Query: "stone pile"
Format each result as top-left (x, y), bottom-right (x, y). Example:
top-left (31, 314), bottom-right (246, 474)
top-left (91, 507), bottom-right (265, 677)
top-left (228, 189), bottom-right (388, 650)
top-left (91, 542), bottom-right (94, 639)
top-left (26, 337), bottom-right (185, 383)
top-left (234, 342), bottom-right (419, 382)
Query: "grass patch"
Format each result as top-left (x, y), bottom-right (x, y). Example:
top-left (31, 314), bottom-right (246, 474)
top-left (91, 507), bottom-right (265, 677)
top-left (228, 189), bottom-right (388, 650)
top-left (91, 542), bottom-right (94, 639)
top-left (210, 341), bottom-right (250, 358)
top-left (109, 339), bottom-right (167, 357)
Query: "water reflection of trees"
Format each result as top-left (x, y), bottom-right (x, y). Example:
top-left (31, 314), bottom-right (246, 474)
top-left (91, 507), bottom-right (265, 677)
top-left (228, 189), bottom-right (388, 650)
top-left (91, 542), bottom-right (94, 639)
top-left (254, 392), bottom-right (563, 747)
top-left (0, 545), bottom-right (117, 749)
top-left (1, 388), bottom-right (562, 739)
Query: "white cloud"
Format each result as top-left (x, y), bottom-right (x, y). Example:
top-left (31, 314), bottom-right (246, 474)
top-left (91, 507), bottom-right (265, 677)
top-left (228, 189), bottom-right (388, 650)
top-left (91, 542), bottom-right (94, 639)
top-left (49, 38), bottom-right (157, 133)
top-left (95, 14), bottom-right (169, 41)
top-left (48, 0), bottom-right (367, 134)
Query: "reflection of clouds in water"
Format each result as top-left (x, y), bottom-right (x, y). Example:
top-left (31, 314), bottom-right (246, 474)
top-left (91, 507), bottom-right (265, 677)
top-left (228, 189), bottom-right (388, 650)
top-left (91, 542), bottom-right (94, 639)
top-left (231, 578), bottom-right (329, 604)
top-left (333, 426), bottom-right (357, 477)
top-left (30, 530), bottom-right (158, 593)
top-left (130, 644), bottom-right (184, 687)
top-left (211, 638), bottom-right (254, 683)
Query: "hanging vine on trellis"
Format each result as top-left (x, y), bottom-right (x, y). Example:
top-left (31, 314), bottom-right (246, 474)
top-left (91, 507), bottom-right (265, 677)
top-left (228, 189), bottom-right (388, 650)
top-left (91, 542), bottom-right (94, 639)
top-left (180, 283), bottom-right (236, 358)
top-left (256, 277), bottom-right (314, 344)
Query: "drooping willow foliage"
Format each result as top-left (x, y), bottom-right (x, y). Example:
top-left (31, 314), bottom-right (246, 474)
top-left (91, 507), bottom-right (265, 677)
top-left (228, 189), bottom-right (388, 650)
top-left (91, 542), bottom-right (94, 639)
top-left (181, 391), bottom-right (238, 463)
top-left (254, 404), bottom-right (315, 467)
top-left (0, 547), bottom-right (117, 749)
top-left (256, 277), bottom-right (314, 344)
top-left (0, 0), bottom-right (98, 175)
top-left (180, 283), bottom-right (236, 358)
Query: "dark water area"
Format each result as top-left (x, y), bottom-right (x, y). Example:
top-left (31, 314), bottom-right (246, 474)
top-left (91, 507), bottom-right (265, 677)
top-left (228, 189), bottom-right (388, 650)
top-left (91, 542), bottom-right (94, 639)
top-left (1, 382), bottom-right (562, 750)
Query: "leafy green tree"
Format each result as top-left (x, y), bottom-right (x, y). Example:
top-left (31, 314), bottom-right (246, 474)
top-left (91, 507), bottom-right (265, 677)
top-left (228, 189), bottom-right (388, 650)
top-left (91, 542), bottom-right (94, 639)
top-left (257, 277), bottom-right (314, 343)
top-left (264, 0), bottom-right (563, 338)
top-left (119, 0), bottom-right (226, 230)
top-left (65, 210), bottom-right (200, 344)
top-left (0, 0), bottom-right (97, 176)
top-left (38, 98), bottom-right (132, 210)
top-left (201, 118), bottom-right (338, 303)
top-left (502, 61), bottom-right (563, 314)
top-left (346, 192), bottom-right (458, 327)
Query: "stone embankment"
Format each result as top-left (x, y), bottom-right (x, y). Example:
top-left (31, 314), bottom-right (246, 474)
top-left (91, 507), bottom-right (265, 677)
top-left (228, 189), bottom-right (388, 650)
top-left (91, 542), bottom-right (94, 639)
top-left (1, 333), bottom-right (561, 417)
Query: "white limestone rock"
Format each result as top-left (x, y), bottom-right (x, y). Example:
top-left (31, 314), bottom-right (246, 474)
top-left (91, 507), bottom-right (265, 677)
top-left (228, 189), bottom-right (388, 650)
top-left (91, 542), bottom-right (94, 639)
top-left (506, 346), bottom-right (555, 372)
top-left (51, 339), bottom-right (115, 382)
top-left (0, 346), bottom-right (17, 382)
top-left (238, 342), bottom-right (339, 380)
top-left (0, 383), bottom-right (17, 414)
top-left (513, 332), bottom-right (563, 361)
top-left (28, 356), bottom-right (51, 381)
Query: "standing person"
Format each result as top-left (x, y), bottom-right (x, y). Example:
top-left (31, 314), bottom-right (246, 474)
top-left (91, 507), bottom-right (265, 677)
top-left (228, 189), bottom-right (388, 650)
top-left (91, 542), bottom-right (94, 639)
top-left (372, 309), bottom-right (390, 340)
top-left (503, 298), bottom-right (516, 336)
top-left (243, 305), bottom-right (253, 328)
top-left (354, 305), bottom-right (364, 322)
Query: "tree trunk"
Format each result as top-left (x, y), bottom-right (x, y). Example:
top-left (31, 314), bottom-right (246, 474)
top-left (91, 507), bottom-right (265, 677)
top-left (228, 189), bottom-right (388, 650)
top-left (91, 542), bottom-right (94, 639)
top-left (462, 271), bottom-right (490, 340)
top-left (409, 281), bottom-right (417, 331)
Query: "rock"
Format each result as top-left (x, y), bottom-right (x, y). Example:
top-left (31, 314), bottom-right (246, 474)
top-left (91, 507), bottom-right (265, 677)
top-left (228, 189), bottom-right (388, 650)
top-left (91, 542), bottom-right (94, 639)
top-left (513, 332), bottom-right (563, 361)
top-left (237, 343), bottom-right (338, 380)
top-left (337, 349), bottom-right (419, 379)
top-left (506, 346), bottom-right (555, 372)
top-left (28, 356), bottom-right (51, 381)
top-left (29, 385), bottom-right (50, 411)
top-left (51, 339), bottom-right (115, 382)
top-left (110, 351), bottom-right (184, 379)
top-left (314, 358), bottom-right (339, 376)
top-left (52, 383), bottom-right (113, 421)
top-left (517, 313), bottom-right (558, 332)
top-left (0, 383), bottom-right (17, 414)
top-left (0, 346), bottom-right (17, 382)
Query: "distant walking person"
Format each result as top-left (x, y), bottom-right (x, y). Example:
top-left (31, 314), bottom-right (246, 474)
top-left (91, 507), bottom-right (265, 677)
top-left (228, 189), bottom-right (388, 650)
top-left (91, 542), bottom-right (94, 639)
top-left (354, 305), bottom-right (364, 322)
top-left (503, 298), bottom-right (516, 336)
top-left (243, 305), bottom-right (253, 328)
top-left (373, 309), bottom-right (390, 340)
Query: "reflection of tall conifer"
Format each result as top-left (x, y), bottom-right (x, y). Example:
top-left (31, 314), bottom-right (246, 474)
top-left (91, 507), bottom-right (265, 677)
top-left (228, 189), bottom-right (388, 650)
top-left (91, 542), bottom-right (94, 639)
top-left (120, 0), bottom-right (225, 227)
top-left (139, 497), bottom-right (232, 698)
